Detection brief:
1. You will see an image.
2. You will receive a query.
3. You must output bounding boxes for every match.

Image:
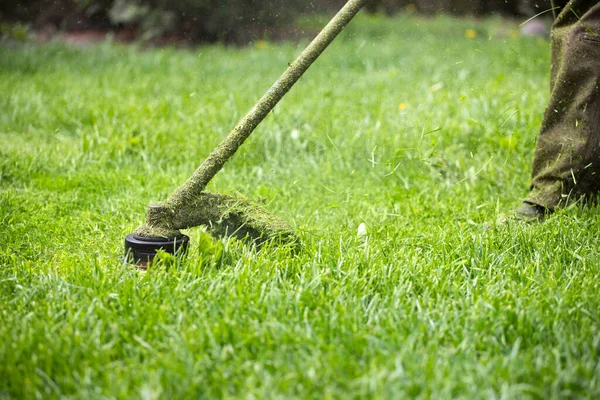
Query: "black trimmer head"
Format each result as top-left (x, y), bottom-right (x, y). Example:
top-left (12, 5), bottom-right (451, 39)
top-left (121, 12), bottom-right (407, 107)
top-left (124, 234), bottom-right (189, 269)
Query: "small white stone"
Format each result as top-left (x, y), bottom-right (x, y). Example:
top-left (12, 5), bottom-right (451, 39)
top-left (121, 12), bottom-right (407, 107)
top-left (253, 166), bottom-right (263, 178)
top-left (431, 81), bottom-right (444, 92)
top-left (357, 222), bottom-right (367, 238)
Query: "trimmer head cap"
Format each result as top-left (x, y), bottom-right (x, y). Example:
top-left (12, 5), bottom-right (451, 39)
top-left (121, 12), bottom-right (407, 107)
top-left (124, 234), bottom-right (189, 268)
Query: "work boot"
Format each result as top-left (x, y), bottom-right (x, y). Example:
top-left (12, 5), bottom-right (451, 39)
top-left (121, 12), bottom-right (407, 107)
top-left (493, 201), bottom-right (551, 226)
top-left (514, 201), bottom-right (551, 221)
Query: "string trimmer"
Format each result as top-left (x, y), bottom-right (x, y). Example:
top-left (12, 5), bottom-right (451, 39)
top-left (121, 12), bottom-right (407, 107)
top-left (124, 0), bottom-right (368, 266)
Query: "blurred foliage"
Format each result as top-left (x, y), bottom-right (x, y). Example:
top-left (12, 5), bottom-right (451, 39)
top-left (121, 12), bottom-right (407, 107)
top-left (0, 0), bottom-right (316, 42)
top-left (366, 0), bottom-right (551, 16)
top-left (0, 0), bottom-right (552, 43)
top-left (0, 22), bottom-right (31, 41)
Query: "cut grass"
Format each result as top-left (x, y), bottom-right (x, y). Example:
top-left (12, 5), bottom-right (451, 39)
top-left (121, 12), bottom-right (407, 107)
top-left (2, 14), bottom-right (600, 399)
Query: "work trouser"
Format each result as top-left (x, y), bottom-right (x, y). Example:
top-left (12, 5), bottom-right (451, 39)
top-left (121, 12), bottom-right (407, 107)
top-left (525, 0), bottom-right (600, 209)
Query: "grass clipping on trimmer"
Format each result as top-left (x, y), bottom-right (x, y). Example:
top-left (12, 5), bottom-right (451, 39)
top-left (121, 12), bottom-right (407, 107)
top-left (133, 192), bottom-right (298, 247)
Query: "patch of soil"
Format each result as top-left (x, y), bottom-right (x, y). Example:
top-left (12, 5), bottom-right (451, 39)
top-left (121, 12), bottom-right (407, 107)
top-left (36, 27), bottom-right (137, 46)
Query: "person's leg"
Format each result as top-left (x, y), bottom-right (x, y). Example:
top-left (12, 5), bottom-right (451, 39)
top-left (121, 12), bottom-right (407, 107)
top-left (523, 0), bottom-right (600, 215)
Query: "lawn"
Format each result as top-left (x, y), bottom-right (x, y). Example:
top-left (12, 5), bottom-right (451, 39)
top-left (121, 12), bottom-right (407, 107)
top-left (2, 14), bottom-right (600, 399)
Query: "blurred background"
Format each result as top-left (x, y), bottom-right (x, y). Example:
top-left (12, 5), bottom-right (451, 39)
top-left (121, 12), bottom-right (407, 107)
top-left (1, 0), bottom-right (551, 45)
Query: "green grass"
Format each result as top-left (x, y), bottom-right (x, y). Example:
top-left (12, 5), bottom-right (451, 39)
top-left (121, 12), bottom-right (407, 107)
top-left (2, 14), bottom-right (600, 399)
